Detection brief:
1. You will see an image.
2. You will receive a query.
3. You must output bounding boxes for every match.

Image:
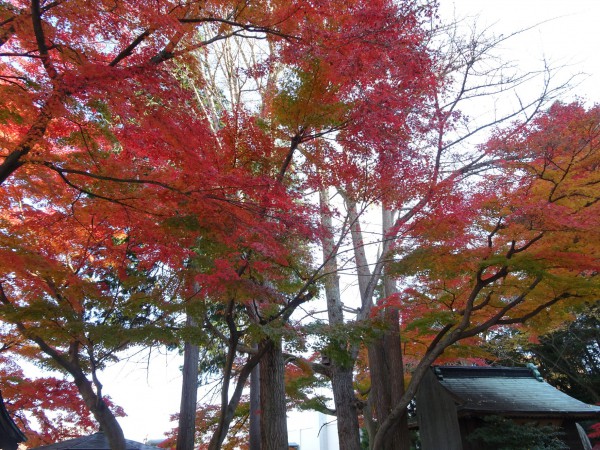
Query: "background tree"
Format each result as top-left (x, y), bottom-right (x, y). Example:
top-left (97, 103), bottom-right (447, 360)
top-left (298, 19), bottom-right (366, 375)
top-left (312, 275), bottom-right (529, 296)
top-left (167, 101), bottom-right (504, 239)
top-left (369, 100), bottom-right (600, 447)
top-left (487, 302), bottom-right (600, 405)
top-left (466, 416), bottom-right (568, 450)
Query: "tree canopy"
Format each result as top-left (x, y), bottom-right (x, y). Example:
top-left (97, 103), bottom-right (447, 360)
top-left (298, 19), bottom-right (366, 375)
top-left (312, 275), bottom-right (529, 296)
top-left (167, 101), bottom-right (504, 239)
top-left (0, 1), bottom-right (598, 449)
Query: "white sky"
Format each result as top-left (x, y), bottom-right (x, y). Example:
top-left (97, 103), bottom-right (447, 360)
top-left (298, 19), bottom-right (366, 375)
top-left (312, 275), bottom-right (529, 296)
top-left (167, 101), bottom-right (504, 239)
top-left (93, 0), bottom-right (600, 443)
top-left (438, 0), bottom-right (600, 102)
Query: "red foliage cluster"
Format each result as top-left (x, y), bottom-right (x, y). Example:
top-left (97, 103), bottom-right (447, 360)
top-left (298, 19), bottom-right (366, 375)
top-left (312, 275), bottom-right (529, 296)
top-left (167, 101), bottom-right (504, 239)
top-left (0, 355), bottom-right (124, 446)
top-left (0, 0), bottom-right (437, 442)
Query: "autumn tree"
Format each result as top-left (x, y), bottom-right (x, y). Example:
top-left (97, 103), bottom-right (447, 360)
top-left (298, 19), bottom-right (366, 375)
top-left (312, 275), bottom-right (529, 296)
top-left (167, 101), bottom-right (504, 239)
top-left (298, 17), bottom-right (573, 449)
top-left (166, 13), bottom-right (593, 450)
top-left (0, 192), bottom-right (190, 447)
top-left (0, 1), bottom-right (326, 448)
top-left (366, 100), bottom-right (600, 447)
top-left (150, 1), bottom-right (442, 449)
top-left (161, 7), bottom-right (581, 450)
top-left (0, 347), bottom-right (126, 446)
top-left (1, 1), bottom-right (407, 448)
top-left (2, 4), bottom-right (594, 450)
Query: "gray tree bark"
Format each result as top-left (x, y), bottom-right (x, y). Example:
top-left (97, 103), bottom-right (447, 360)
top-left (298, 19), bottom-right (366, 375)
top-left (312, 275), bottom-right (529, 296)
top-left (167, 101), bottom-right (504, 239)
top-left (249, 360), bottom-right (261, 450)
top-left (176, 315), bottom-right (199, 450)
top-left (366, 208), bottom-right (410, 450)
top-left (367, 309), bottom-right (409, 450)
top-left (260, 338), bottom-right (288, 450)
top-left (320, 189), bottom-right (362, 450)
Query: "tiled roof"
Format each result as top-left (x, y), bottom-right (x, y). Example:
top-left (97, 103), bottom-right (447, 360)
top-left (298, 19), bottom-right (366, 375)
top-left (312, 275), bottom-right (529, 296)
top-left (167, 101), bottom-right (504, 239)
top-left (434, 366), bottom-right (600, 419)
top-left (32, 432), bottom-right (159, 450)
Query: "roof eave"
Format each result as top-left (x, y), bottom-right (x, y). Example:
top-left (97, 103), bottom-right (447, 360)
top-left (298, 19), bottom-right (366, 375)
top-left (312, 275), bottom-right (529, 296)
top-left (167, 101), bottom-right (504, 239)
top-left (456, 409), bottom-right (600, 420)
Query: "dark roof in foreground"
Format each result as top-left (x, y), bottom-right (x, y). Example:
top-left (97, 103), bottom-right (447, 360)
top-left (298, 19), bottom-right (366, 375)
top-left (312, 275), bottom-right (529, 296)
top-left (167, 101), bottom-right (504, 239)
top-left (434, 365), bottom-right (600, 419)
top-left (0, 391), bottom-right (26, 443)
top-left (32, 432), bottom-right (159, 450)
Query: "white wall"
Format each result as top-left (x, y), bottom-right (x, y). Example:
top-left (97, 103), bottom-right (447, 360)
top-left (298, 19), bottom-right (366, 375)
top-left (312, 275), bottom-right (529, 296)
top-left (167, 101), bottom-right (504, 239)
top-left (287, 410), bottom-right (340, 450)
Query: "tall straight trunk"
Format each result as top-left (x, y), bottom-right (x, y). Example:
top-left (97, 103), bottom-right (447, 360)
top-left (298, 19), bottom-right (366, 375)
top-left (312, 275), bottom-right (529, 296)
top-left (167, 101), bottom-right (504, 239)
top-left (249, 359), bottom-right (261, 450)
top-left (366, 309), bottom-right (409, 450)
top-left (367, 208), bottom-right (409, 450)
top-left (331, 365), bottom-right (361, 449)
top-left (177, 315), bottom-right (200, 450)
top-left (259, 338), bottom-right (288, 450)
top-left (320, 189), bottom-right (362, 450)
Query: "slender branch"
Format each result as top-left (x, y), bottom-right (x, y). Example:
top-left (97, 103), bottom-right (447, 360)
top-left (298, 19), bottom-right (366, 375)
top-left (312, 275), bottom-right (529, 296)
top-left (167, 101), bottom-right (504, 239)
top-left (212, 298), bottom-right (240, 444)
top-left (496, 293), bottom-right (573, 325)
top-left (208, 339), bottom-right (271, 450)
top-left (277, 130), bottom-right (304, 183)
top-left (109, 29), bottom-right (152, 67)
top-left (30, 0), bottom-right (58, 80)
top-left (40, 161), bottom-right (192, 193)
top-left (0, 92), bottom-right (63, 184)
top-left (284, 353), bottom-right (332, 378)
top-left (179, 16), bottom-right (298, 41)
top-left (425, 323), bottom-right (454, 354)
top-left (458, 275), bottom-right (543, 339)
top-left (47, 164), bottom-right (166, 215)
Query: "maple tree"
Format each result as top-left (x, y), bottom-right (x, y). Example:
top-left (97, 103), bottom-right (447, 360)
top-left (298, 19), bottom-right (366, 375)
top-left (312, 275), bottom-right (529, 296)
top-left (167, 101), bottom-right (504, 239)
top-left (148, 8), bottom-right (584, 450)
top-left (0, 189), bottom-right (189, 447)
top-left (161, 10), bottom-right (578, 450)
top-left (1, 2), bottom-right (597, 450)
top-left (0, 349), bottom-right (125, 446)
top-left (0, 0), bottom-right (323, 448)
top-left (153, 1), bottom-right (442, 449)
top-left (0, 0), bottom-right (421, 447)
top-left (369, 100), bottom-right (600, 448)
top-left (304, 20), bottom-right (572, 449)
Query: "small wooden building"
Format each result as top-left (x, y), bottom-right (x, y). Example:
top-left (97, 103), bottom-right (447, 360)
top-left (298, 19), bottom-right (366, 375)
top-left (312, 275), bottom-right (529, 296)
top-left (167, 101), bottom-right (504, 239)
top-left (32, 432), bottom-right (158, 450)
top-left (0, 392), bottom-right (26, 450)
top-left (415, 366), bottom-right (600, 450)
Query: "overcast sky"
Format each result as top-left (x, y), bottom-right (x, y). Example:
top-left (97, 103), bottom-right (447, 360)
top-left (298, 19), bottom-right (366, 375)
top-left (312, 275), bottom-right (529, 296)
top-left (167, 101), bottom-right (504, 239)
top-left (439, 1), bottom-right (600, 103)
top-left (99, 1), bottom-right (600, 442)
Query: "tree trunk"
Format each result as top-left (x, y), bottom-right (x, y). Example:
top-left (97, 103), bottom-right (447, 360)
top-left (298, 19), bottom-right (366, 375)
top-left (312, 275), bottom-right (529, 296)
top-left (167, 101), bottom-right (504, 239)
top-left (260, 338), bottom-right (288, 450)
top-left (176, 315), bottom-right (200, 450)
top-left (331, 365), bottom-right (361, 450)
top-left (207, 348), bottom-right (264, 450)
top-left (249, 359), bottom-right (261, 450)
top-left (72, 372), bottom-right (126, 450)
top-left (367, 309), bottom-right (409, 450)
top-left (367, 208), bottom-right (409, 450)
top-left (20, 334), bottom-right (127, 450)
top-left (320, 189), bottom-right (362, 450)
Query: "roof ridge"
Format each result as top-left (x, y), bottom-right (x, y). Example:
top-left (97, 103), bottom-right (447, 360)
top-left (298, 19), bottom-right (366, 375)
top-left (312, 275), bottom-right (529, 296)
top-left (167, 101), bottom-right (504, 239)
top-left (433, 365), bottom-right (536, 380)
